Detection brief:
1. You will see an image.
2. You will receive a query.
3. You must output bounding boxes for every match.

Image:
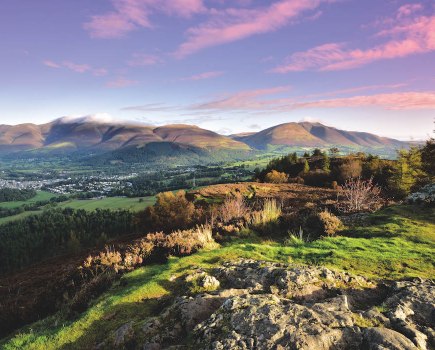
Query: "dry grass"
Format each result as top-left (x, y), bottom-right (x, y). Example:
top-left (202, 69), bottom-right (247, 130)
top-left (218, 195), bottom-right (250, 223)
top-left (250, 198), bottom-right (282, 226)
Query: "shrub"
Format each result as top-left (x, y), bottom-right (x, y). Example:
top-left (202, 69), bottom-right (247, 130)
top-left (95, 246), bottom-right (123, 272)
top-left (124, 240), bottom-right (154, 267)
top-left (336, 177), bottom-right (382, 213)
top-left (338, 158), bottom-right (362, 182)
top-left (69, 272), bottom-right (117, 313)
top-left (165, 225), bottom-right (216, 255)
top-left (219, 195), bottom-right (250, 223)
top-left (264, 170), bottom-right (289, 184)
top-left (145, 190), bottom-right (195, 232)
top-left (303, 170), bottom-right (331, 187)
top-left (305, 210), bottom-right (343, 239)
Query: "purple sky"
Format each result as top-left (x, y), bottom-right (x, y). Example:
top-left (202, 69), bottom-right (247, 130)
top-left (0, 0), bottom-right (434, 140)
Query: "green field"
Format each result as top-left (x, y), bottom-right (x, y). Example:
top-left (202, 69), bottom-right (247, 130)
top-left (2, 204), bottom-right (434, 349)
top-left (0, 194), bottom-right (156, 225)
top-left (57, 196), bottom-right (156, 212)
top-left (0, 210), bottom-right (42, 225)
top-left (0, 191), bottom-right (55, 209)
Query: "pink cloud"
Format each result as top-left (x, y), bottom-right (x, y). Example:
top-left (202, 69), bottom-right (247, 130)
top-left (273, 11), bottom-right (435, 72)
top-left (128, 53), bottom-right (162, 66)
top-left (182, 71), bottom-right (224, 81)
top-left (194, 85), bottom-right (435, 112)
top-left (92, 68), bottom-right (109, 77)
top-left (105, 77), bottom-right (139, 88)
top-left (43, 60), bottom-right (108, 76)
top-left (43, 60), bottom-right (61, 68)
top-left (84, 0), bottom-right (205, 39)
top-left (195, 85), bottom-right (292, 110)
top-left (174, 0), bottom-right (331, 58)
top-left (291, 91), bottom-right (435, 110)
top-left (397, 3), bottom-right (423, 19)
top-left (302, 83), bottom-right (407, 99)
top-left (62, 61), bottom-right (91, 73)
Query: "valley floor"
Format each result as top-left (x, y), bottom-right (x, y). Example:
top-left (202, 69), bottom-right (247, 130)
top-left (2, 204), bottom-right (434, 349)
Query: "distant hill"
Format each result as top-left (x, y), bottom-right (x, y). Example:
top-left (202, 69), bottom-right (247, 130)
top-left (232, 122), bottom-right (406, 150)
top-left (0, 118), bottom-right (250, 155)
top-left (0, 118), bottom-right (408, 163)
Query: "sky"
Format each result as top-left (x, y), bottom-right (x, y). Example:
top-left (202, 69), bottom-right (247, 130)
top-left (0, 0), bottom-right (434, 140)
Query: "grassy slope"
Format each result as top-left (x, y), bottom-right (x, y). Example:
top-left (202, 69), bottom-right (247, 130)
top-left (57, 196), bottom-right (156, 212)
top-left (2, 205), bottom-right (434, 350)
top-left (0, 210), bottom-right (43, 225)
top-left (0, 196), bottom-right (156, 225)
top-left (0, 191), bottom-right (55, 209)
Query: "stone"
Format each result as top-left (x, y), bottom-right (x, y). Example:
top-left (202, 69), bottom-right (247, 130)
top-left (135, 260), bottom-right (434, 350)
top-left (113, 321), bottom-right (134, 347)
top-left (363, 327), bottom-right (418, 350)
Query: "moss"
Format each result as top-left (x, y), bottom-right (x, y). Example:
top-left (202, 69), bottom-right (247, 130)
top-left (352, 313), bottom-right (382, 328)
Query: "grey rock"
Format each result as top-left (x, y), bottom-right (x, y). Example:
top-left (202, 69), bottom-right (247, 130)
top-left (113, 321), bottom-right (134, 347)
top-left (363, 327), bottom-right (418, 350)
top-left (135, 260), bottom-right (434, 350)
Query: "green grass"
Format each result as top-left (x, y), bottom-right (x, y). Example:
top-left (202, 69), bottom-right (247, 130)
top-left (2, 204), bottom-right (434, 349)
top-left (0, 191), bottom-right (55, 209)
top-left (57, 196), bottom-right (156, 212)
top-left (0, 195), bottom-right (155, 225)
top-left (0, 210), bottom-right (43, 225)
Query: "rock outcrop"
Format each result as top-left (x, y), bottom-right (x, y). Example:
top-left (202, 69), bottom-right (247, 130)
top-left (117, 260), bottom-right (434, 350)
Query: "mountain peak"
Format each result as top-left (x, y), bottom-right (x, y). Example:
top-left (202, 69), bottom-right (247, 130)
top-left (54, 114), bottom-right (116, 125)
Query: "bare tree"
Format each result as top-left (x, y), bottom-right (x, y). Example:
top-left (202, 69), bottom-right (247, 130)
top-left (336, 177), bottom-right (382, 213)
top-left (219, 195), bottom-right (250, 223)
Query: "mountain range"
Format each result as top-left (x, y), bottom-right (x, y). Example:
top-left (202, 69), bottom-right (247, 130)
top-left (0, 117), bottom-right (408, 162)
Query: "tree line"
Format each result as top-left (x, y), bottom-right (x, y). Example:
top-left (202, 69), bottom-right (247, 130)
top-left (0, 208), bottom-right (135, 275)
top-left (255, 139), bottom-right (434, 198)
top-left (0, 188), bottom-right (37, 202)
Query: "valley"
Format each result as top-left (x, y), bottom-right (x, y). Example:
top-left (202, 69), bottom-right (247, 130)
top-left (0, 136), bottom-right (433, 349)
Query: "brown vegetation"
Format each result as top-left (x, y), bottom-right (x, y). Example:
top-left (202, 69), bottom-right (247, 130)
top-left (336, 177), bottom-right (383, 213)
top-left (137, 190), bottom-right (196, 232)
top-left (264, 170), bottom-right (289, 184)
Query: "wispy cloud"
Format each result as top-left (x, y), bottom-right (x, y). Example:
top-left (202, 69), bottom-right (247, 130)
top-left (127, 53), bottom-right (162, 66)
top-left (273, 5), bottom-right (435, 72)
top-left (302, 83), bottom-right (407, 99)
top-left (43, 60), bottom-right (61, 69)
top-left (290, 91), bottom-right (435, 110)
top-left (174, 0), bottom-right (332, 58)
top-left (121, 103), bottom-right (178, 112)
top-left (84, 0), bottom-right (330, 59)
top-left (194, 85), bottom-right (292, 110)
top-left (84, 0), bottom-right (205, 38)
top-left (396, 3), bottom-right (423, 19)
top-left (43, 60), bottom-right (108, 76)
top-left (181, 71), bottom-right (224, 81)
top-left (193, 85), bottom-right (435, 112)
top-left (105, 77), bottom-right (139, 88)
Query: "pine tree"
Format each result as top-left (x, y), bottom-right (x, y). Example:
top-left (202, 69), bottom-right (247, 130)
top-left (322, 154), bottom-right (330, 172)
top-left (303, 159), bottom-right (310, 174)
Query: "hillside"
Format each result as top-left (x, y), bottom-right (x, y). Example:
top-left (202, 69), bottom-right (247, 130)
top-left (0, 119), bottom-right (408, 158)
top-left (0, 118), bottom-right (250, 154)
top-left (1, 203), bottom-right (434, 349)
top-left (233, 122), bottom-right (406, 150)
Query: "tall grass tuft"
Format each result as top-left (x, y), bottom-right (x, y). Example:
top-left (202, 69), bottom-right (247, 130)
top-left (219, 195), bottom-right (250, 223)
top-left (250, 198), bottom-right (282, 227)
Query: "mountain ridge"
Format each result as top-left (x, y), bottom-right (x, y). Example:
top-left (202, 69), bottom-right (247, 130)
top-left (0, 119), bottom-right (408, 157)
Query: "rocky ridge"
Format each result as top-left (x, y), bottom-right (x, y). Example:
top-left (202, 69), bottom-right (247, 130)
top-left (109, 260), bottom-right (434, 350)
